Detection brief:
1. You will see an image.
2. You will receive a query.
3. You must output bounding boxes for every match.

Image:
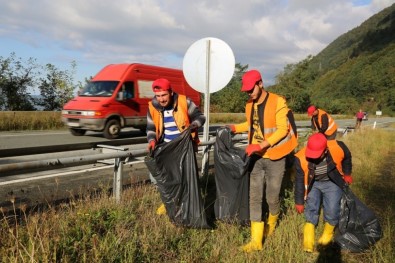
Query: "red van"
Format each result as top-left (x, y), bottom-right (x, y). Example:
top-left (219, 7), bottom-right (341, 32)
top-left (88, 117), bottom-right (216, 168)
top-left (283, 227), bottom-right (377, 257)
top-left (61, 63), bottom-right (201, 139)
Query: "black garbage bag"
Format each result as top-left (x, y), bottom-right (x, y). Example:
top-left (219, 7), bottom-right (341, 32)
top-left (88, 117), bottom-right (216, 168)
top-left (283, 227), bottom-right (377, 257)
top-left (144, 129), bottom-right (210, 229)
top-left (213, 127), bottom-right (250, 224)
top-left (144, 155), bottom-right (160, 184)
top-left (334, 186), bottom-right (383, 252)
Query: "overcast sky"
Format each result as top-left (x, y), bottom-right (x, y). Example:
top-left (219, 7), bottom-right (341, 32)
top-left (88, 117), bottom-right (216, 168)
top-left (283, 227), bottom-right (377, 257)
top-left (1, 0), bottom-right (394, 89)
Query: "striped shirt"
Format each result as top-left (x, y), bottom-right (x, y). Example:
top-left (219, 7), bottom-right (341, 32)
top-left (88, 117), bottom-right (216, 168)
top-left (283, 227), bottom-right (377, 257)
top-left (313, 158), bottom-right (329, 181)
top-left (163, 109), bottom-right (181, 142)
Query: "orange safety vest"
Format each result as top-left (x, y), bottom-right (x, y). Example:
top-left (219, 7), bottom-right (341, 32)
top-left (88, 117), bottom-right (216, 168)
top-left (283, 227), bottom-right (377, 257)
top-left (295, 140), bottom-right (345, 200)
top-left (245, 93), bottom-right (298, 160)
top-left (148, 95), bottom-right (198, 143)
top-left (313, 109), bottom-right (338, 136)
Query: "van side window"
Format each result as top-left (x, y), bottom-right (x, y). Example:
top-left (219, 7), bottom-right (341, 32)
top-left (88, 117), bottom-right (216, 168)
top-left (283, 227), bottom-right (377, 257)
top-left (123, 81), bottom-right (134, 99)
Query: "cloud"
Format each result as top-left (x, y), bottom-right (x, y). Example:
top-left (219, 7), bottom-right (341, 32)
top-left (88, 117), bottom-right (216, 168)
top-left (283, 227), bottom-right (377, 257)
top-left (0, 0), bottom-right (393, 85)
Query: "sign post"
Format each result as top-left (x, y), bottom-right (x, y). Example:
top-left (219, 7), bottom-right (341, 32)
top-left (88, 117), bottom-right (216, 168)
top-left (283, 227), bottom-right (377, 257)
top-left (183, 37), bottom-right (235, 176)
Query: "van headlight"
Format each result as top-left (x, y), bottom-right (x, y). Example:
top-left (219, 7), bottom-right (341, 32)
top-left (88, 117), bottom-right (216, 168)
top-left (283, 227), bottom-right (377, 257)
top-left (82, 111), bottom-right (96, 116)
top-left (61, 110), bottom-right (69, 115)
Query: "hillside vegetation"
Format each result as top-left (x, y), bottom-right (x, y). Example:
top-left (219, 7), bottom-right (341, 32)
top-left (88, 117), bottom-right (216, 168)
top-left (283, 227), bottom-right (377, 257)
top-left (270, 3), bottom-right (395, 115)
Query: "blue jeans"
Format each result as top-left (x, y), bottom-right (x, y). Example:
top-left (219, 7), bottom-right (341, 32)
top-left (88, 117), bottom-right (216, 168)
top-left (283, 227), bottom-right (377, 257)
top-left (304, 180), bottom-right (343, 226)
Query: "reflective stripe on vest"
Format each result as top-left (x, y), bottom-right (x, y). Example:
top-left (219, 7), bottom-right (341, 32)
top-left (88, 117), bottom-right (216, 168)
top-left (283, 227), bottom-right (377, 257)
top-left (295, 150), bottom-right (310, 200)
top-left (327, 115), bottom-right (336, 131)
top-left (316, 109), bottom-right (337, 136)
top-left (263, 118), bottom-right (296, 147)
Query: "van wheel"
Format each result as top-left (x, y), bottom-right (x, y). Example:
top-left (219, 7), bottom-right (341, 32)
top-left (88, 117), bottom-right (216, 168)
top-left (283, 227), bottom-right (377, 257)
top-left (104, 119), bottom-right (121, 139)
top-left (70, 128), bottom-right (86, 136)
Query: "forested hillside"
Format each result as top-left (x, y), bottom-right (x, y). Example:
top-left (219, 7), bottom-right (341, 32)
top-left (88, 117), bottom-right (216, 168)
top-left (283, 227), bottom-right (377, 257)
top-left (271, 3), bottom-right (395, 115)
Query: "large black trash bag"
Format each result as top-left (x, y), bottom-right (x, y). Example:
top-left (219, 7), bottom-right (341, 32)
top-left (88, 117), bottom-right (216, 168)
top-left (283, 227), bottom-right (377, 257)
top-left (144, 129), bottom-right (210, 229)
top-left (334, 186), bottom-right (383, 252)
top-left (213, 127), bottom-right (250, 224)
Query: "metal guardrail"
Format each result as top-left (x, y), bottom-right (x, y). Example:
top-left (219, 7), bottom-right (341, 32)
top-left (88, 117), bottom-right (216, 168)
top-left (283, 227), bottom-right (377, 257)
top-left (0, 133), bottom-right (248, 202)
top-left (0, 137), bottom-right (147, 158)
top-left (0, 134), bottom-right (248, 175)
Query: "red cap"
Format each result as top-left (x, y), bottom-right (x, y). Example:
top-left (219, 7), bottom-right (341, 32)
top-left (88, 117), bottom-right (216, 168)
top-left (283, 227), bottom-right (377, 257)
top-left (305, 133), bottom-right (327, 159)
top-left (241, 70), bottom-right (262, 92)
top-left (152, 78), bottom-right (171, 92)
top-left (307, 105), bottom-right (316, 116)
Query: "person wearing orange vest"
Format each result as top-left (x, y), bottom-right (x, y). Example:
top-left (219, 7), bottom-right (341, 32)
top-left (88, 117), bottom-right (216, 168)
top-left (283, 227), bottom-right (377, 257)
top-left (146, 78), bottom-right (205, 215)
top-left (228, 70), bottom-right (298, 253)
top-left (294, 133), bottom-right (353, 252)
top-left (307, 105), bottom-right (338, 140)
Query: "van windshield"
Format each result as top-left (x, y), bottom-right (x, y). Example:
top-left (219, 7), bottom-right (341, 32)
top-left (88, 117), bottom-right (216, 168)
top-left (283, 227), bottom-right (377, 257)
top-left (79, 81), bottom-right (119, 97)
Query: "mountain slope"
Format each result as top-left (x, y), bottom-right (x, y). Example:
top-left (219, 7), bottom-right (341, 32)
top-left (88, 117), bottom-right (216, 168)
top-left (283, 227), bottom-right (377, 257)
top-left (312, 3), bottom-right (395, 71)
top-left (270, 3), bottom-right (395, 115)
top-left (308, 3), bottom-right (395, 113)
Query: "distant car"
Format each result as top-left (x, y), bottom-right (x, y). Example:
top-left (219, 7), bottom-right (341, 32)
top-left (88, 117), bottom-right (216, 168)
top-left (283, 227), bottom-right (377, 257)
top-left (363, 112), bottom-right (368, 120)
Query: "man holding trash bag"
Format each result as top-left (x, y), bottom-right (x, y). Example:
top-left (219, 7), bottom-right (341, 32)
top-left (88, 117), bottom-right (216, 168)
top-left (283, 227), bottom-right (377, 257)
top-left (228, 69), bottom-right (298, 252)
top-left (146, 78), bottom-right (205, 215)
top-left (294, 133), bottom-right (353, 252)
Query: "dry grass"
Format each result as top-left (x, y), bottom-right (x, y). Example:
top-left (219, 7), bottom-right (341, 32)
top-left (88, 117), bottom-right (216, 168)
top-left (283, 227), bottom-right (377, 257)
top-left (0, 111), bottom-right (64, 131)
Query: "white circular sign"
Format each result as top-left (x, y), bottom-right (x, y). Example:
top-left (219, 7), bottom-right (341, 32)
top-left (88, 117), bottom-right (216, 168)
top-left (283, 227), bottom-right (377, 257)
top-left (183, 37), bottom-right (235, 93)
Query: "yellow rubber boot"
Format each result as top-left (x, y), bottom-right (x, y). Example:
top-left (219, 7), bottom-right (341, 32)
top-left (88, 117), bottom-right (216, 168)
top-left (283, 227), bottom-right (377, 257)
top-left (156, 203), bottom-right (166, 215)
top-left (241, 221), bottom-right (264, 253)
top-left (318, 223), bottom-right (335, 246)
top-left (303, 222), bottom-right (315, 252)
top-left (265, 213), bottom-right (279, 237)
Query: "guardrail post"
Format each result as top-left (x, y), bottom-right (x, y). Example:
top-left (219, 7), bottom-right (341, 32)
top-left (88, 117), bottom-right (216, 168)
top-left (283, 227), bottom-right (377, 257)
top-left (201, 144), bottom-right (212, 178)
top-left (113, 157), bottom-right (123, 203)
top-left (97, 144), bottom-right (129, 203)
top-left (199, 137), bottom-right (216, 178)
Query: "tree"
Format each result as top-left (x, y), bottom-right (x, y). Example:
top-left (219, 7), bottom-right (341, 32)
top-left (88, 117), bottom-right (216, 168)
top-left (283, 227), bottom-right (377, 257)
top-left (0, 53), bottom-right (38, 110)
top-left (386, 88), bottom-right (395, 112)
top-left (37, 62), bottom-right (77, 111)
top-left (270, 56), bottom-right (315, 112)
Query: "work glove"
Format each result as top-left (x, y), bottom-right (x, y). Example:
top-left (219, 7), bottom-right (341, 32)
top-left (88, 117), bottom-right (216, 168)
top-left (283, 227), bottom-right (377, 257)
top-left (189, 122), bottom-right (198, 131)
top-left (245, 144), bottom-right (262, 156)
top-left (226, 124), bottom-right (236, 133)
top-left (147, 140), bottom-right (156, 152)
top-left (343, 175), bottom-right (353, 185)
top-left (295, 204), bottom-right (304, 214)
